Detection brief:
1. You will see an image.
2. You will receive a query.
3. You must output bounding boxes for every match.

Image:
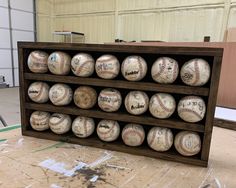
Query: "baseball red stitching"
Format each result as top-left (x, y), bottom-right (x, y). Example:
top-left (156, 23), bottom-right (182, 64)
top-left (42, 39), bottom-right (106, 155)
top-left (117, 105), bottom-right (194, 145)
top-left (122, 127), bottom-right (144, 145)
top-left (156, 95), bottom-right (174, 113)
top-left (178, 108), bottom-right (203, 120)
top-left (192, 59), bottom-right (200, 85)
top-left (152, 57), bottom-right (166, 80)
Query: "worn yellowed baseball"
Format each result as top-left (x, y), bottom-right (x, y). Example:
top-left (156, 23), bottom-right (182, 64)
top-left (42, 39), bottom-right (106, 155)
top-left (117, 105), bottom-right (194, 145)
top-left (49, 83), bottom-right (73, 106)
top-left (180, 58), bottom-right (211, 86)
top-left (48, 51), bottom-right (71, 75)
top-left (122, 124), bottom-right (145, 146)
top-left (71, 53), bottom-right (95, 77)
top-left (30, 111), bottom-right (50, 131)
top-left (73, 86), bottom-right (97, 109)
top-left (97, 120), bottom-right (120, 142)
top-left (151, 57), bottom-right (179, 84)
top-left (72, 116), bottom-right (95, 138)
top-left (147, 127), bottom-right (173, 152)
top-left (28, 51), bottom-right (49, 73)
top-left (178, 96), bottom-right (206, 123)
top-left (28, 82), bottom-right (49, 103)
top-left (174, 131), bottom-right (201, 156)
top-left (49, 113), bottom-right (71, 134)
top-left (149, 93), bottom-right (176, 119)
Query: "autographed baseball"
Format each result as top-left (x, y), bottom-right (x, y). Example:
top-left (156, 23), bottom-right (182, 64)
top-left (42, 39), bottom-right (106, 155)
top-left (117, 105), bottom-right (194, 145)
top-left (180, 58), bottom-right (211, 86)
top-left (125, 91), bottom-right (149, 115)
top-left (48, 51), bottom-right (71, 75)
top-left (49, 113), bottom-right (72, 134)
top-left (121, 56), bottom-right (147, 81)
top-left (95, 54), bottom-right (120, 79)
top-left (71, 53), bottom-right (95, 77)
top-left (174, 131), bottom-right (201, 156)
top-left (178, 96), bottom-right (206, 123)
top-left (97, 120), bottom-right (120, 142)
top-left (72, 116), bottom-right (95, 138)
top-left (122, 124), bottom-right (145, 146)
top-left (49, 83), bottom-right (73, 106)
top-left (98, 88), bottom-right (122, 112)
top-left (30, 111), bottom-right (50, 131)
top-left (27, 51), bottom-right (49, 73)
top-left (151, 57), bottom-right (179, 84)
top-left (147, 127), bottom-right (173, 152)
top-left (149, 93), bottom-right (176, 119)
top-left (28, 82), bottom-right (49, 103)
top-left (73, 86), bottom-right (97, 109)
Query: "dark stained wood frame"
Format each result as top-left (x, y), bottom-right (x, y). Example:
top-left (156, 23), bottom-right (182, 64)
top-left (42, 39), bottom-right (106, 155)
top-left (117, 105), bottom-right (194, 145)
top-left (18, 42), bottom-right (223, 167)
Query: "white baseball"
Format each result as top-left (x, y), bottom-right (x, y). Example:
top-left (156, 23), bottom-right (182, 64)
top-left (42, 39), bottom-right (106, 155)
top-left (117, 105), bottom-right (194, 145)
top-left (95, 54), bottom-right (120, 79)
top-left (71, 53), bottom-right (95, 77)
top-left (122, 124), bottom-right (145, 146)
top-left (49, 113), bottom-right (72, 134)
top-left (149, 93), bottom-right (176, 119)
top-left (97, 120), bottom-right (120, 142)
top-left (27, 51), bottom-right (49, 73)
top-left (121, 56), bottom-right (147, 81)
top-left (180, 58), bottom-right (211, 86)
top-left (151, 57), bottom-right (179, 84)
top-left (73, 86), bottom-right (97, 109)
top-left (178, 96), bottom-right (206, 123)
top-left (98, 88), bottom-right (122, 112)
top-left (48, 51), bottom-right (71, 75)
top-left (30, 111), bottom-right (50, 131)
top-left (72, 116), bottom-right (95, 138)
top-left (174, 131), bottom-right (201, 156)
top-left (49, 83), bottom-right (73, 106)
top-left (147, 127), bottom-right (173, 152)
top-left (125, 91), bottom-right (149, 115)
top-left (28, 82), bottom-right (49, 103)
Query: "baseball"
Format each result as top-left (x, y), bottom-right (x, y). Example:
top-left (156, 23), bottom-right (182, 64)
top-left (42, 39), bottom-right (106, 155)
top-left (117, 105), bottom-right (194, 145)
top-left (149, 93), bottom-right (176, 119)
top-left (72, 116), bottom-right (95, 138)
top-left (27, 51), bottom-right (49, 73)
top-left (97, 120), bottom-right (120, 142)
top-left (98, 88), bottom-right (122, 112)
top-left (174, 131), bottom-right (201, 156)
top-left (122, 124), bottom-right (145, 146)
top-left (180, 58), bottom-right (211, 86)
top-left (49, 113), bottom-right (72, 134)
top-left (71, 53), bottom-right (95, 77)
top-left (49, 83), bottom-right (73, 106)
top-left (151, 57), bottom-right (179, 84)
top-left (73, 86), bottom-right (97, 109)
top-left (178, 96), bottom-right (206, 123)
top-left (28, 82), bottom-right (49, 103)
top-left (48, 51), bottom-right (71, 75)
top-left (30, 111), bottom-right (50, 131)
top-left (95, 54), bottom-right (120, 79)
top-left (125, 91), bottom-right (149, 115)
top-left (121, 56), bottom-right (147, 81)
top-left (147, 127), bottom-right (173, 152)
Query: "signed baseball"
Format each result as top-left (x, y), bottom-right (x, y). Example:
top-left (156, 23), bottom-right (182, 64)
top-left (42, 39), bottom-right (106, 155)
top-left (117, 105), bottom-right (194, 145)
top-left (49, 83), bottom-right (73, 106)
top-left (95, 54), bottom-right (120, 79)
top-left (30, 111), bottom-right (50, 131)
top-left (27, 51), bottom-right (49, 73)
top-left (28, 82), bottom-right (49, 103)
top-left (121, 56), bottom-right (147, 81)
top-left (98, 88), bottom-right (122, 112)
top-left (147, 127), bottom-right (173, 152)
top-left (49, 113), bottom-right (72, 134)
top-left (174, 131), bottom-right (201, 156)
top-left (74, 86), bottom-right (97, 109)
top-left (149, 93), bottom-right (176, 119)
top-left (177, 96), bottom-right (206, 123)
top-left (125, 91), bottom-right (149, 115)
top-left (71, 53), bottom-right (95, 77)
top-left (122, 124), bottom-right (145, 146)
top-left (72, 116), bottom-right (95, 138)
top-left (151, 57), bottom-right (179, 84)
top-left (48, 51), bottom-right (71, 75)
top-left (97, 120), bottom-right (120, 142)
top-left (180, 58), bottom-right (211, 86)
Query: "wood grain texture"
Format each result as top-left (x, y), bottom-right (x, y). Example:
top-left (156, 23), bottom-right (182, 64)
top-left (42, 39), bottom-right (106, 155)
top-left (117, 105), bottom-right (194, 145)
top-left (214, 118), bottom-right (236, 131)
